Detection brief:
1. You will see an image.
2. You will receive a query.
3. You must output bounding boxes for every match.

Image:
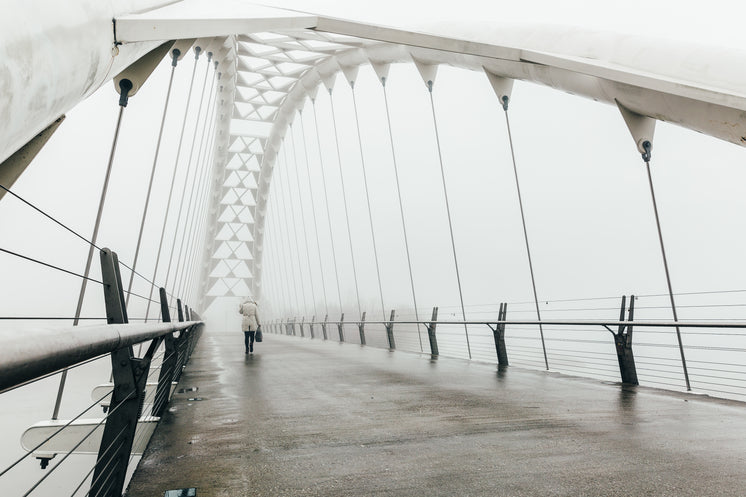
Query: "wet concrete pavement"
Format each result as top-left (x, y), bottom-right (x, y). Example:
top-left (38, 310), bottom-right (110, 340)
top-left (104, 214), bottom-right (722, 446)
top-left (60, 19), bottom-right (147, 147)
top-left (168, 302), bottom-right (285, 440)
top-left (126, 331), bottom-right (746, 496)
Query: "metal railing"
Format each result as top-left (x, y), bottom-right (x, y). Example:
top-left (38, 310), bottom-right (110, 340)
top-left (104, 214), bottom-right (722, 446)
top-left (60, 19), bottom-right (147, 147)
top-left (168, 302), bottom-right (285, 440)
top-left (0, 249), bottom-right (203, 497)
top-left (268, 294), bottom-right (746, 402)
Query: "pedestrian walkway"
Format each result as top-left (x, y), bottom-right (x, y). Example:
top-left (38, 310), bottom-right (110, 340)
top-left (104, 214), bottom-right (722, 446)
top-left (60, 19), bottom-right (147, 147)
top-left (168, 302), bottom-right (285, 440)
top-left (126, 331), bottom-right (746, 496)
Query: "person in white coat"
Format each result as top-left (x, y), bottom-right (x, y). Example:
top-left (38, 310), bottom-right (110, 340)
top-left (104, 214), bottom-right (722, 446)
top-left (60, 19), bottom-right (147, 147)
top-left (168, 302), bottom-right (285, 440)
top-left (239, 299), bottom-right (260, 354)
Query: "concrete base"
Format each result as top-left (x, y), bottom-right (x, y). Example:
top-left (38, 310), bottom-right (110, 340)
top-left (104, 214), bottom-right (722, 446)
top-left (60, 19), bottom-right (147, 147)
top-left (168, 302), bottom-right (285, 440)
top-left (126, 331), bottom-right (746, 496)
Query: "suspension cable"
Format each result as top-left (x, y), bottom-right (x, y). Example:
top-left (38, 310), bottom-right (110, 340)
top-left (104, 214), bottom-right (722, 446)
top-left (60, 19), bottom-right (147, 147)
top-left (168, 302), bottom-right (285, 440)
top-left (172, 58), bottom-right (215, 297)
top-left (178, 68), bottom-right (218, 300)
top-left (273, 164), bottom-right (301, 312)
top-left (502, 101), bottom-right (549, 370)
top-left (0, 182), bottom-right (171, 301)
top-left (0, 247), bottom-right (103, 284)
top-left (426, 81), bottom-right (471, 359)
top-left (176, 70), bottom-right (217, 298)
top-left (290, 117), bottom-right (318, 317)
top-left (644, 151), bottom-right (691, 390)
top-left (0, 388), bottom-right (112, 478)
top-left (144, 48), bottom-right (202, 321)
top-left (270, 186), bottom-right (292, 314)
top-left (163, 54), bottom-right (210, 296)
top-left (264, 191), bottom-right (290, 314)
top-left (184, 97), bottom-right (218, 305)
top-left (350, 84), bottom-right (387, 320)
top-left (328, 88), bottom-right (363, 318)
top-left (262, 214), bottom-right (281, 316)
top-left (298, 110), bottom-right (330, 316)
top-left (125, 50), bottom-right (179, 307)
top-left (280, 142), bottom-right (309, 315)
top-left (52, 91), bottom-right (129, 420)
top-left (311, 98), bottom-right (344, 312)
top-left (381, 77), bottom-right (423, 351)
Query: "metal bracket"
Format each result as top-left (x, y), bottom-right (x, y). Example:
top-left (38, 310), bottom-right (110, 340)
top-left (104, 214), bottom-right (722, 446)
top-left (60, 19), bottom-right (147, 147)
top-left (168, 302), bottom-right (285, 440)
top-left (488, 303), bottom-right (509, 367)
top-left (616, 100), bottom-right (656, 161)
top-left (91, 249), bottom-right (159, 497)
top-left (358, 311), bottom-right (367, 345)
top-left (385, 309), bottom-right (396, 350)
top-left (153, 288), bottom-right (176, 417)
top-left (337, 313), bottom-right (345, 342)
top-left (426, 307), bottom-right (439, 356)
top-left (612, 295), bottom-right (638, 385)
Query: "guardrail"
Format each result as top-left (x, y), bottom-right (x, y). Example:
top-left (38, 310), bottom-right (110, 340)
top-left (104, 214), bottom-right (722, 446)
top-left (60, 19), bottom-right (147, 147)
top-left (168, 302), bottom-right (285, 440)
top-left (0, 249), bottom-right (203, 497)
top-left (269, 295), bottom-right (746, 401)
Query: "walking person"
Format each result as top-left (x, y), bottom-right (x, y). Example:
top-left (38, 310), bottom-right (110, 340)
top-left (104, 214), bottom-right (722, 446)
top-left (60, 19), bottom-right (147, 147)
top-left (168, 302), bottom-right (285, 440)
top-left (239, 298), bottom-right (261, 354)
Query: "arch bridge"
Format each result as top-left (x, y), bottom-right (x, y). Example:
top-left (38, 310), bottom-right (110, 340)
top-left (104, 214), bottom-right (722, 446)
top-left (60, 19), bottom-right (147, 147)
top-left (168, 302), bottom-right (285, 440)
top-left (2, 2), bottom-right (746, 496)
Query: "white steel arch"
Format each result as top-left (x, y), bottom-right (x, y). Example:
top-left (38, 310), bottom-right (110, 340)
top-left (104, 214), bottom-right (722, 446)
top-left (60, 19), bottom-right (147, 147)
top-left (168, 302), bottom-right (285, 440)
top-left (2, 1), bottom-right (746, 310)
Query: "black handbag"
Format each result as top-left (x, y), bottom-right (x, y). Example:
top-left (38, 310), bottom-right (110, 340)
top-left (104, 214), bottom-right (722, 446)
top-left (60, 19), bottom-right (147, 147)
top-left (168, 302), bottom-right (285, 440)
top-left (255, 325), bottom-right (263, 343)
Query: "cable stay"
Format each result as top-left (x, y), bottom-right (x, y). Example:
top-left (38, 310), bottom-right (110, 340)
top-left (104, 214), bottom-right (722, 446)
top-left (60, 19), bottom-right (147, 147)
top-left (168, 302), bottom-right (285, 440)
top-left (311, 97), bottom-right (344, 313)
top-left (289, 119), bottom-right (318, 318)
top-left (125, 47), bottom-right (181, 307)
top-left (500, 97), bottom-right (549, 370)
top-left (181, 99), bottom-right (218, 304)
top-left (328, 87), bottom-right (363, 319)
top-left (171, 54), bottom-right (216, 298)
top-left (52, 77), bottom-right (133, 420)
top-left (642, 145), bottom-right (691, 391)
top-left (162, 51), bottom-right (211, 296)
top-left (277, 147), bottom-right (305, 313)
top-left (270, 191), bottom-right (295, 316)
top-left (281, 140), bottom-right (310, 316)
top-left (298, 109), bottom-right (330, 317)
top-left (183, 90), bottom-right (219, 304)
top-left (144, 46), bottom-right (202, 322)
top-left (175, 64), bottom-right (218, 298)
top-left (380, 75), bottom-right (423, 352)
top-left (349, 82), bottom-right (386, 321)
top-left (425, 78), bottom-right (472, 359)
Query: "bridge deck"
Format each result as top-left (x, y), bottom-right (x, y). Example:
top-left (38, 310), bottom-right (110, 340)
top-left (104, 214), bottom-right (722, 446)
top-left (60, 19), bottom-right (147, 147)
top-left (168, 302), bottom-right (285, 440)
top-left (127, 332), bottom-right (746, 496)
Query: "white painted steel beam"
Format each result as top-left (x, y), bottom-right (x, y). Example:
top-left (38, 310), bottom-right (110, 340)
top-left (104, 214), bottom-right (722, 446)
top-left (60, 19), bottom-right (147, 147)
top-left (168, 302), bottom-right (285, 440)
top-left (115, 1), bottom-right (317, 42)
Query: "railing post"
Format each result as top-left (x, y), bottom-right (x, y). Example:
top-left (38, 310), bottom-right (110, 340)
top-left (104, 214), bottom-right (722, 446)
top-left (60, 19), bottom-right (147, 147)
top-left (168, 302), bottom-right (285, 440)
top-left (322, 314), bottom-right (328, 340)
top-left (153, 288), bottom-right (176, 417)
top-left (184, 305), bottom-right (190, 321)
top-left (338, 313), bottom-right (345, 342)
top-left (385, 309), bottom-right (396, 350)
top-left (492, 303), bottom-right (509, 366)
top-left (309, 315), bottom-right (315, 339)
top-left (300, 317), bottom-right (305, 337)
top-left (177, 299), bottom-right (184, 322)
top-left (292, 317), bottom-right (297, 336)
top-left (613, 295), bottom-right (639, 385)
top-left (358, 311), bottom-right (367, 345)
top-left (427, 307), bottom-right (439, 356)
top-left (92, 249), bottom-right (159, 497)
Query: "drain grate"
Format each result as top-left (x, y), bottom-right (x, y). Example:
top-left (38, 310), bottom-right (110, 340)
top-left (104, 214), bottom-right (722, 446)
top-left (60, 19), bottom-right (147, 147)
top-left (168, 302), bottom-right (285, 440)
top-left (164, 489), bottom-right (196, 497)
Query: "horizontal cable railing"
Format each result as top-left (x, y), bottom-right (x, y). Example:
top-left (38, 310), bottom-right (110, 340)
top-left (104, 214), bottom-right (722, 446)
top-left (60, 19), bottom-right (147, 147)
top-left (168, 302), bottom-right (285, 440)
top-left (269, 293), bottom-right (746, 403)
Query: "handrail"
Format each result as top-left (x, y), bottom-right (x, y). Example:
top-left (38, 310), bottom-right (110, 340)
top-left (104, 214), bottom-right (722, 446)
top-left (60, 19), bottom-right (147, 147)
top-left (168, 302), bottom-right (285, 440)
top-left (273, 318), bottom-right (746, 329)
top-left (0, 321), bottom-right (202, 394)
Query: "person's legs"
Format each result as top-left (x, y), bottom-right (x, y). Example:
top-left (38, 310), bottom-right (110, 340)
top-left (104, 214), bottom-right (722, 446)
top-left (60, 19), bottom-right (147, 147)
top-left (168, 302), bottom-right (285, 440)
top-left (244, 331), bottom-right (250, 353)
top-left (249, 331), bottom-right (255, 353)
